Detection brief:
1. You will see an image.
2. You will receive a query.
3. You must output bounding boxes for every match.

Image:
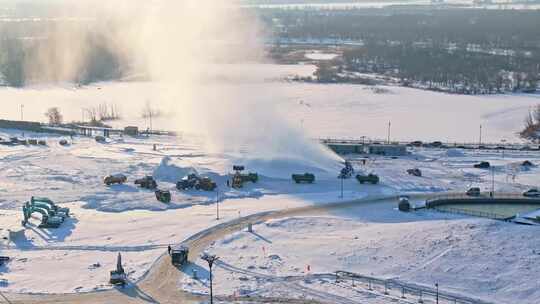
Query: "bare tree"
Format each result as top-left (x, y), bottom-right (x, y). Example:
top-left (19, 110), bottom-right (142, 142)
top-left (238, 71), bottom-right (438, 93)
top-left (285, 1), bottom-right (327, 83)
top-left (45, 107), bottom-right (63, 125)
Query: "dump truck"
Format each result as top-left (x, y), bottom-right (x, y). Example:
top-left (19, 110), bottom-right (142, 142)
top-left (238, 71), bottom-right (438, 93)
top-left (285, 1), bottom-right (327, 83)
top-left (292, 173), bottom-right (315, 184)
top-left (155, 190), bottom-right (171, 203)
top-left (407, 168), bottom-right (422, 177)
top-left (134, 176), bottom-right (157, 189)
top-left (104, 174), bottom-right (127, 186)
top-left (473, 161), bottom-right (490, 169)
top-left (356, 173), bottom-right (379, 184)
top-left (170, 245), bottom-right (189, 266)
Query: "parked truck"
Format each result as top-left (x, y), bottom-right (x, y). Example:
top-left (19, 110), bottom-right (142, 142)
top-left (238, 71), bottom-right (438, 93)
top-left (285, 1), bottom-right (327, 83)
top-left (292, 173), bottom-right (315, 184)
top-left (135, 176), bottom-right (158, 189)
top-left (356, 173), bottom-right (380, 184)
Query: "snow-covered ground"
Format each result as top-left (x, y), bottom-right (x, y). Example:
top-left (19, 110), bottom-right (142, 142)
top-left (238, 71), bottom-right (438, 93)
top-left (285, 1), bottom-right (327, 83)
top-left (1, 128), bottom-right (540, 299)
top-left (187, 208), bottom-right (540, 304)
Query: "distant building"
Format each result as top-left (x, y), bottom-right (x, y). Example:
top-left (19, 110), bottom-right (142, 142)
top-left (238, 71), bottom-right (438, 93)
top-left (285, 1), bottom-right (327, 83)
top-left (124, 126), bottom-right (139, 136)
top-left (368, 144), bottom-right (407, 156)
top-left (327, 143), bottom-right (365, 154)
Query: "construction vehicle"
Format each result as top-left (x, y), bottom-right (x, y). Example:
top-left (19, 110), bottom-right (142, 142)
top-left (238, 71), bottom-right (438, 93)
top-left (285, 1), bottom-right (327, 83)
top-left (59, 139), bottom-right (69, 146)
top-left (104, 174), bottom-right (127, 186)
top-left (0, 256), bottom-right (9, 267)
top-left (31, 197), bottom-right (70, 218)
top-left (155, 190), bottom-right (171, 203)
top-left (398, 196), bottom-right (411, 212)
top-left (176, 174), bottom-right (199, 190)
top-left (356, 173), bottom-right (379, 184)
top-left (22, 202), bottom-right (63, 228)
top-left (466, 187), bottom-right (481, 197)
top-left (195, 177), bottom-right (217, 191)
top-left (109, 253), bottom-right (127, 286)
top-left (134, 176), bottom-right (157, 189)
top-left (176, 174), bottom-right (217, 191)
top-left (407, 168), bottom-right (422, 177)
top-left (170, 245), bottom-right (189, 266)
top-left (292, 173), bottom-right (315, 184)
top-left (473, 161), bottom-right (490, 169)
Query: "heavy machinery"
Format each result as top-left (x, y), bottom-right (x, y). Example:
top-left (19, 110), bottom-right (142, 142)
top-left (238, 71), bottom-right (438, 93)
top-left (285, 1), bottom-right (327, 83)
top-left (155, 190), bottom-right (171, 203)
top-left (176, 174), bottom-right (217, 191)
top-left (356, 173), bottom-right (380, 184)
top-left (474, 161), bottom-right (490, 169)
top-left (398, 196), bottom-right (411, 212)
top-left (407, 168), bottom-right (422, 177)
top-left (104, 174), bottom-right (127, 186)
top-left (195, 177), bottom-right (217, 191)
top-left (466, 187), bottom-right (481, 196)
top-left (109, 253), bottom-right (127, 286)
top-left (292, 173), bottom-right (315, 184)
top-left (0, 256), bottom-right (10, 267)
top-left (134, 176), bottom-right (157, 189)
top-left (31, 197), bottom-right (70, 218)
top-left (22, 202), bottom-right (63, 228)
top-left (176, 174), bottom-right (199, 190)
top-left (170, 245), bottom-right (189, 266)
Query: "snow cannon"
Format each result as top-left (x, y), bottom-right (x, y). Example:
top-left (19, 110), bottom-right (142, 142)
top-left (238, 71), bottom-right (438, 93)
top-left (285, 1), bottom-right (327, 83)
top-left (339, 161), bottom-right (354, 179)
top-left (109, 253), bottom-right (127, 286)
top-left (292, 173), bottom-right (315, 184)
top-left (356, 173), bottom-right (379, 184)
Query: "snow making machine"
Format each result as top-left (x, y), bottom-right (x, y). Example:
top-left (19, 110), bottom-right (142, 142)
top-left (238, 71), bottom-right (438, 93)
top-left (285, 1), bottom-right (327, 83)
top-left (340, 161), bottom-right (355, 179)
top-left (109, 253), bottom-right (127, 286)
top-left (292, 173), bottom-right (315, 184)
top-left (170, 245), bottom-right (189, 266)
top-left (231, 165), bottom-right (258, 188)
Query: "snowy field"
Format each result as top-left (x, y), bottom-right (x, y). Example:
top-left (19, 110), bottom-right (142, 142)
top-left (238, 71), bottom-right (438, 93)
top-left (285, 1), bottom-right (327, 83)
top-left (0, 64), bottom-right (539, 143)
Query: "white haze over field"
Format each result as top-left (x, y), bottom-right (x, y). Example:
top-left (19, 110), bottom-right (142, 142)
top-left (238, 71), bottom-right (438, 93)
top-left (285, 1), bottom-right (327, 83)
top-left (0, 0), bottom-right (343, 168)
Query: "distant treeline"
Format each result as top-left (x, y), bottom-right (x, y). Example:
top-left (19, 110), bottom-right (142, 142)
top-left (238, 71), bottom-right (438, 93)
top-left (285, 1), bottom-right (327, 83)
top-left (263, 8), bottom-right (540, 93)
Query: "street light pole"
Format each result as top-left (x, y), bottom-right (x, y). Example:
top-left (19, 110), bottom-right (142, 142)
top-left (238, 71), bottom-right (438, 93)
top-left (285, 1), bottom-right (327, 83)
top-left (387, 121), bottom-right (391, 144)
top-left (435, 283), bottom-right (439, 304)
top-left (216, 189), bottom-right (220, 220)
top-left (202, 254), bottom-right (219, 304)
top-left (20, 104), bottom-right (24, 121)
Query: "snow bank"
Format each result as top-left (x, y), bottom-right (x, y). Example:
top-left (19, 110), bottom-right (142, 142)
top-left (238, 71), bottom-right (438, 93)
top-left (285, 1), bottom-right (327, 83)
top-left (446, 148), bottom-right (465, 157)
top-left (153, 156), bottom-right (198, 182)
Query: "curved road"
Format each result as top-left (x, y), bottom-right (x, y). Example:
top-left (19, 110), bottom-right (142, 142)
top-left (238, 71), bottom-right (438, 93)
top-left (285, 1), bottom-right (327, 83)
top-left (5, 195), bottom-right (401, 304)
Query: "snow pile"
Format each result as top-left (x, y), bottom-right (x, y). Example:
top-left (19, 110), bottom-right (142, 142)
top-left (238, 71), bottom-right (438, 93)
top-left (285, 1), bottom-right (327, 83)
top-left (446, 148), bottom-right (465, 157)
top-left (153, 156), bottom-right (198, 182)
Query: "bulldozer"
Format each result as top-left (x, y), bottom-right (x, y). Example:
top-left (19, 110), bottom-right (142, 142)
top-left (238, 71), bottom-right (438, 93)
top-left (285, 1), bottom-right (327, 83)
top-left (109, 253), bottom-right (127, 286)
top-left (134, 176), bottom-right (157, 189)
top-left (292, 173), bottom-right (315, 184)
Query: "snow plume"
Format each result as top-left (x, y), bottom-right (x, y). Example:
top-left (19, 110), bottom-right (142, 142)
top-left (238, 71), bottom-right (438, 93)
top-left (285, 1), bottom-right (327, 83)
top-left (14, 0), bottom-right (343, 170)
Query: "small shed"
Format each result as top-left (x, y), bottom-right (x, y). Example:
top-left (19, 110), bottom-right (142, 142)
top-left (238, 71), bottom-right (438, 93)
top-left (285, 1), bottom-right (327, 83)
top-left (368, 144), bottom-right (407, 156)
top-left (124, 126), bottom-right (139, 136)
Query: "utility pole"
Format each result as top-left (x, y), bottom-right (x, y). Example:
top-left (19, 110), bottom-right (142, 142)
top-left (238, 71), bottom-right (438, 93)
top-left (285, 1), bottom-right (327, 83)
top-left (387, 121), bottom-right (391, 144)
top-left (202, 254), bottom-right (219, 304)
top-left (215, 189), bottom-right (220, 220)
top-left (479, 124), bottom-right (482, 146)
top-left (435, 283), bottom-right (439, 304)
top-left (340, 176), bottom-right (344, 199)
top-left (20, 104), bottom-right (24, 121)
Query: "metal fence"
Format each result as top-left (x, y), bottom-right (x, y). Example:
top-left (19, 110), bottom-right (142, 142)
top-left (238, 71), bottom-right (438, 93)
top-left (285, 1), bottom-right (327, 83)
top-left (434, 206), bottom-right (512, 220)
top-left (335, 270), bottom-right (493, 304)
